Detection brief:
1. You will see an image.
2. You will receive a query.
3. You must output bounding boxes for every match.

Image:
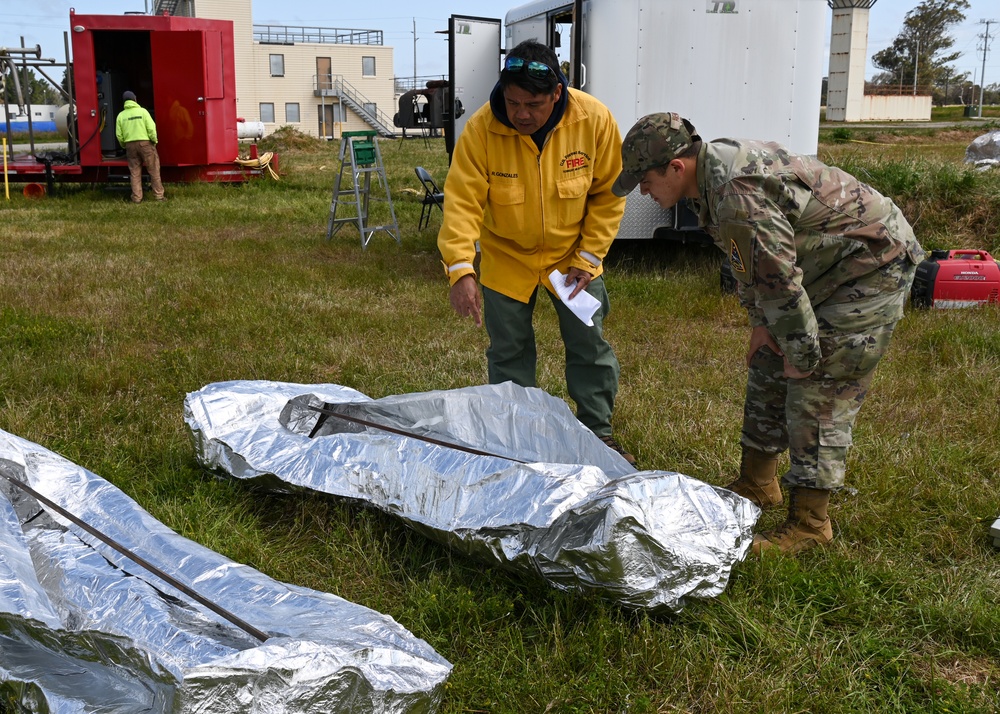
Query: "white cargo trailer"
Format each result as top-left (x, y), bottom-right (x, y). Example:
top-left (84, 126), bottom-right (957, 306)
top-left (448, 0), bottom-right (828, 241)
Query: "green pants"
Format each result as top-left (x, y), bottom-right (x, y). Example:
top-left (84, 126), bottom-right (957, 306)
top-left (482, 278), bottom-right (620, 437)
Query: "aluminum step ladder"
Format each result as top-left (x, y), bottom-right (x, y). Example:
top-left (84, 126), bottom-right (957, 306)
top-left (326, 131), bottom-right (400, 248)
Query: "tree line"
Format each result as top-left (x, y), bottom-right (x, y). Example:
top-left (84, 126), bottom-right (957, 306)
top-left (869, 0), bottom-right (996, 106)
top-left (2, 67), bottom-right (67, 108)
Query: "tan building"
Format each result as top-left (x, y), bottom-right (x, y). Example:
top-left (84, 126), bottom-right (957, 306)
top-left (154, 0), bottom-right (396, 138)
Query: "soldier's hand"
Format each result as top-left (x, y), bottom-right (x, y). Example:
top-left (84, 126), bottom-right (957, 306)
top-left (746, 325), bottom-right (782, 367)
top-left (565, 266), bottom-right (593, 300)
top-left (449, 274), bottom-right (482, 327)
top-left (781, 358), bottom-right (814, 380)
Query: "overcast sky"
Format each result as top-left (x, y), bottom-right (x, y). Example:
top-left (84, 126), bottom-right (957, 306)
top-left (3, 0), bottom-right (997, 85)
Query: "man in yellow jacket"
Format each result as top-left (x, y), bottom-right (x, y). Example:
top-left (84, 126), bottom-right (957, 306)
top-left (437, 40), bottom-right (632, 465)
top-left (115, 90), bottom-right (165, 203)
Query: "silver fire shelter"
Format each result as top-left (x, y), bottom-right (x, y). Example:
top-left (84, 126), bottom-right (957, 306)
top-left (185, 381), bottom-right (759, 613)
top-left (0, 429), bottom-right (451, 712)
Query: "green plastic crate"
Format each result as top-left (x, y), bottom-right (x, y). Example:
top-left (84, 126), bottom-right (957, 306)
top-left (344, 130), bottom-right (377, 165)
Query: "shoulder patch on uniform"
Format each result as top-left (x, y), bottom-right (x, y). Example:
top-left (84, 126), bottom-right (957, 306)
top-left (719, 220), bottom-right (756, 286)
top-left (729, 239), bottom-right (746, 273)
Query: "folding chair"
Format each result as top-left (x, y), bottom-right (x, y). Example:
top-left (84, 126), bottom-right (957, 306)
top-left (415, 166), bottom-right (445, 230)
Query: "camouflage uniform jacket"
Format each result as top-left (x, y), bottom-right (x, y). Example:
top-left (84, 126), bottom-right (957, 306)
top-left (693, 139), bottom-right (925, 373)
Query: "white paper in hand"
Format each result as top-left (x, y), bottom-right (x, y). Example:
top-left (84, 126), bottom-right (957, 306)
top-left (548, 269), bottom-right (601, 326)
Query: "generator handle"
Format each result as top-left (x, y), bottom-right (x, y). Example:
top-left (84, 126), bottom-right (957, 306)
top-left (949, 249), bottom-right (993, 261)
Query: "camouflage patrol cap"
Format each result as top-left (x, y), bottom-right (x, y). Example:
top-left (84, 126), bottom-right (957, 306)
top-left (612, 112), bottom-right (700, 197)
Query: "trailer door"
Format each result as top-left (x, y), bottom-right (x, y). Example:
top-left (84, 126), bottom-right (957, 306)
top-left (447, 15), bottom-right (502, 159)
top-left (504, 2), bottom-right (581, 87)
top-left (150, 31), bottom-right (209, 165)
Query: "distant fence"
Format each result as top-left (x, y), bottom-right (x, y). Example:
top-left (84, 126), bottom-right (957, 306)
top-left (254, 25), bottom-right (383, 45)
top-left (864, 84), bottom-right (936, 97)
top-left (394, 75), bottom-right (449, 94)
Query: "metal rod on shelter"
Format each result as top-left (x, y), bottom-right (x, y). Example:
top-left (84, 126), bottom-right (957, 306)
top-left (307, 403), bottom-right (530, 464)
top-left (0, 468), bottom-right (269, 643)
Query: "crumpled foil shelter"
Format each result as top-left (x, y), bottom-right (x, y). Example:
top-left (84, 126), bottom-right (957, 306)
top-left (965, 130), bottom-right (1000, 169)
top-left (0, 429), bottom-right (451, 713)
top-left (185, 380), bottom-right (758, 613)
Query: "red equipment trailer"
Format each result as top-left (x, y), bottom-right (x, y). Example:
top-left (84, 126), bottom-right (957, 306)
top-left (4, 10), bottom-right (263, 185)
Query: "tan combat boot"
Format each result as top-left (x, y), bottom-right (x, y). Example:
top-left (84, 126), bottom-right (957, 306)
top-left (724, 447), bottom-right (783, 509)
top-left (752, 486), bottom-right (833, 556)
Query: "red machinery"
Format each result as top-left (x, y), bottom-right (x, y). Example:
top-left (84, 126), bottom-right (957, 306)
top-left (4, 10), bottom-right (262, 185)
top-left (911, 249), bottom-right (1000, 309)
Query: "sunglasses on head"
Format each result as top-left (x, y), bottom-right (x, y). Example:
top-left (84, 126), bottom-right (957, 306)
top-left (503, 56), bottom-right (554, 79)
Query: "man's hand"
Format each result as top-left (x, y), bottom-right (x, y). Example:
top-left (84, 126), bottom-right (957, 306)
top-left (781, 360), bottom-right (813, 379)
top-left (746, 325), bottom-right (813, 378)
top-left (747, 325), bottom-right (781, 367)
top-left (449, 274), bottom-right (482, 327)
top-left (564, 266), bottom-right (594, 300)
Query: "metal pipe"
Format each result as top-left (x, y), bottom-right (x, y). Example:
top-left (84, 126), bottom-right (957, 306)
top-left (2, 55), bottom-right (26, 111)
top-left (19, 37), bottom-right (35, 155)
top-left (307, 403), bottom-right (529, 463)
top-left (64, 29), bottom-right (77, 157)
top-left (3, 136), bottom-right (9, 199)
top-left (0, 468), bottom-right (270, 643)
top-left (32, 66), bottom-right (72, 103)
top-left (0, 45), bottom-right (41, 56)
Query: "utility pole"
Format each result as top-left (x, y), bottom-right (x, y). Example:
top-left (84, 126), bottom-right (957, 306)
top-left (977, 19), bottom-right (995, 119)
top-left (412, 18), bottom-right (417, 91)
top-left (912, 37), bottom-right (919, 95)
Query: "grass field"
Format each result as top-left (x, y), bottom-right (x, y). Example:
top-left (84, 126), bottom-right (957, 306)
top-left (2, 124), bottom-right (999, 712)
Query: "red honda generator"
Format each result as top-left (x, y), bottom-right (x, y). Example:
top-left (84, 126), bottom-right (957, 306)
top-left (910, 249), bottom-right (1000, 308)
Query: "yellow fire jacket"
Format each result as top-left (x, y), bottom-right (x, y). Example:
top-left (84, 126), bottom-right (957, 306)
top-left (437, 88), bottom-right (625, 303)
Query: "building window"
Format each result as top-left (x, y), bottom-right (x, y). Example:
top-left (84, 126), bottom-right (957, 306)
top-left (363, 102), bottom-right (377, 117)
top-left (269, 54), bottom-right (284, 77)
top-left (362, 56), bottom-right (376, 77)
top-left (259, 103), bottom-right (275, 123)
top-left (285, 103), bottom-right (300, 123)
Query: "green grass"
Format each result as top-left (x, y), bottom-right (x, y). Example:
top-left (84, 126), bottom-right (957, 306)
top-left (2, 129), bottom-right (1000, 713)
top-left (932, 105), bottom-right (1000, 122)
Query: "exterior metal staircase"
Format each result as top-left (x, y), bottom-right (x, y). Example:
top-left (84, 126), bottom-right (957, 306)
top-left (152, 0), bottom-right (186, 16)
top-left (315, 75), bottom-right (397, 137)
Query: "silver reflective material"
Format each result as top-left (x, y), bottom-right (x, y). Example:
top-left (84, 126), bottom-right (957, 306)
top-left (0, 429), bottom-right (451, 713)
top-left (186, 380), bottom-right (759, 613)
top-left (965, 130), bottom-right (1000, 169)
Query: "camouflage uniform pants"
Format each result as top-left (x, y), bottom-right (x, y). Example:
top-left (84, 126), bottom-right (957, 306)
top-left (740, 253), bottom-right (919, 489)
top-left (740, 322), bottom-right (896, 490)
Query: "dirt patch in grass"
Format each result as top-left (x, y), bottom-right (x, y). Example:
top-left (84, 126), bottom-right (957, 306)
top-left (857, 130), bottom-right (984, 145)
top-left (258, 126), bottom-right (327, 154)
top-left (914, 650), bottom-right (999, 688)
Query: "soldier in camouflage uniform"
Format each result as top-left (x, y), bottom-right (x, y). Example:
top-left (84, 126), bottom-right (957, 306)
top-left (613, 112), bottom-right (925, 555)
